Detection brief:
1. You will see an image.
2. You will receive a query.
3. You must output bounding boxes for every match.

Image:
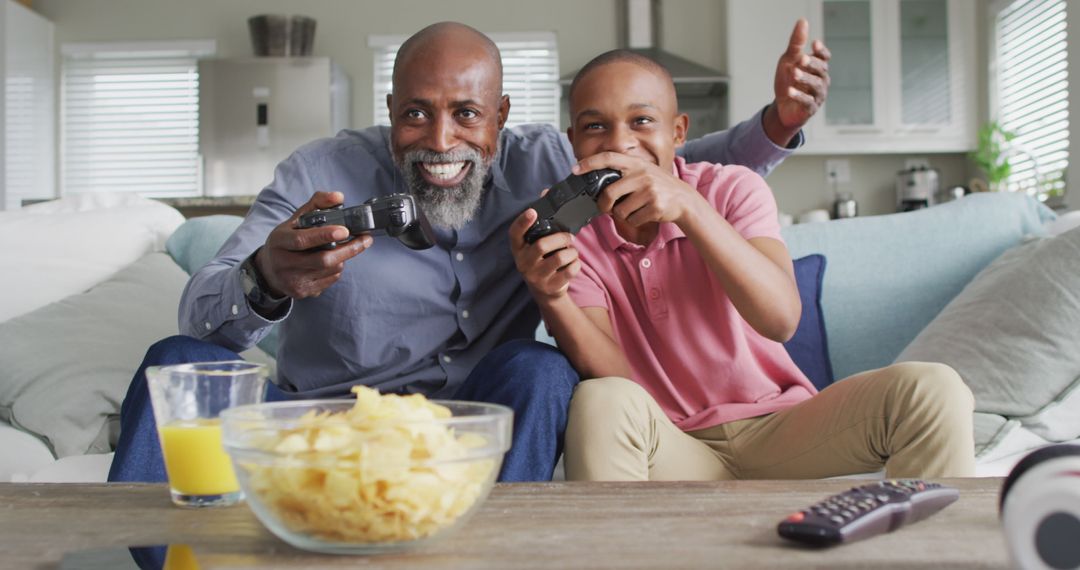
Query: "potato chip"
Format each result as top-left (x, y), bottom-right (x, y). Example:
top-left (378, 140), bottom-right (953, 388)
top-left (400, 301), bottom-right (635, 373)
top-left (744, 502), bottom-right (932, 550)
top-left (238, 386), bottom-right (496, 544)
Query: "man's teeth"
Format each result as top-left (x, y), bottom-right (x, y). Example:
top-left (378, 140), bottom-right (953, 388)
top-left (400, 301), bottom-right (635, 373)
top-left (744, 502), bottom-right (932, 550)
top-left (422, 162), bottom-right (466, 180)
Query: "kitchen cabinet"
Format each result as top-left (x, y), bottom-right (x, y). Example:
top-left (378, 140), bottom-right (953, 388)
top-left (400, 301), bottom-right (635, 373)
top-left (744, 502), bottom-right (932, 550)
top-left (728, 0), bottom-right (976, 154)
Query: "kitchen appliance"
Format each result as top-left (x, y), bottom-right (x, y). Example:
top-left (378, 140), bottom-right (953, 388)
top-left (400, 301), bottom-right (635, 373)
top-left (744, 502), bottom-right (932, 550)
top-left (198, 57), bottom-right (350, 197)
top-left (896, 166), bottom-right (939, 212)
top-left (833, 192), bottom-right (858, 219)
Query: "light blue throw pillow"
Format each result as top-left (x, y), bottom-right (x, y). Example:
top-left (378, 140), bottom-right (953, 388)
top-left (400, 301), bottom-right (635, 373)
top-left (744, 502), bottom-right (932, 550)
top-left (780, 192), bottom-right (1054, 381)
top-left (165, 215), bottom-right (244, 274)
top-left (165, 215), bottom-right (280, 357)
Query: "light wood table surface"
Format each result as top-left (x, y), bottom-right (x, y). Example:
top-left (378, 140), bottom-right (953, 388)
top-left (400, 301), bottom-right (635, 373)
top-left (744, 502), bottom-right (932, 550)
top-left (1, 479), bottom-right (1010, 569)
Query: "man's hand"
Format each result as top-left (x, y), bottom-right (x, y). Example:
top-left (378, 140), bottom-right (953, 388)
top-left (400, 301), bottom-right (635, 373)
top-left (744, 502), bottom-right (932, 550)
top-left (254, 191), bottom-right (373, 299)
top-left (573, 153), bottom-right (706, 229)
top-left (509, 200), bottom-right (581, 301)
top-left (765, 18), bottom-right (832, 147)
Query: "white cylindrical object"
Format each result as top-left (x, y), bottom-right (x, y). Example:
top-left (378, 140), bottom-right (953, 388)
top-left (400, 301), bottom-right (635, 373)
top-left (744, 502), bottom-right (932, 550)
top-left (1002, 453), bottom-right (1080, 569)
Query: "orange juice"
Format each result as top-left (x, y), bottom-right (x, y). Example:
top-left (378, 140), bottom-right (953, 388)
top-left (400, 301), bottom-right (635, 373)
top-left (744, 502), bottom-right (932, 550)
top-left (159, 418), bottom-right (239, 495)
top-left (163, 544), bottom-right (202, 570)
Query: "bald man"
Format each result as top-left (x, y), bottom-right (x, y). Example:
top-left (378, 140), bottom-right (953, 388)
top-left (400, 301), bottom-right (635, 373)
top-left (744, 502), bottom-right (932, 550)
top-left (111, 22), bottom-right (831, 483)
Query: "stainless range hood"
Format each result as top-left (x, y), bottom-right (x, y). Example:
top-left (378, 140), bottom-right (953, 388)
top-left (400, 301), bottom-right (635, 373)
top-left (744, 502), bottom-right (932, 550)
top-left (559, 0), bottom-right (728, 98)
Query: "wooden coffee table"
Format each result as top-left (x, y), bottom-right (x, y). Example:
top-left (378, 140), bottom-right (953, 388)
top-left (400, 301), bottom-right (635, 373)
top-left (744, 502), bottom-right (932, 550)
top-left (1, 479), bottom-right (1011, 568)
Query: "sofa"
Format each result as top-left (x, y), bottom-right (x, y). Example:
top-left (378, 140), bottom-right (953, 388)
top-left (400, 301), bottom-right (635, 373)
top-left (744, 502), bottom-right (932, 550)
top-left (1, 191), bottom-right (1077, 482)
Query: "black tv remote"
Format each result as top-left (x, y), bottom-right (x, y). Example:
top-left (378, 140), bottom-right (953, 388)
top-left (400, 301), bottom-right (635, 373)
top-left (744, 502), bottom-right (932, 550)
top-left (777, 480), bottom-right (959, 547)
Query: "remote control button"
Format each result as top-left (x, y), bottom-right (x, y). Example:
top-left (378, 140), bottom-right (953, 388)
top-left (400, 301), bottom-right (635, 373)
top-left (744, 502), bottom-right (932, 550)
top-left (785, 512), bottom-right (805, 523)
top-left (830, 516), bottom-right (845, 525)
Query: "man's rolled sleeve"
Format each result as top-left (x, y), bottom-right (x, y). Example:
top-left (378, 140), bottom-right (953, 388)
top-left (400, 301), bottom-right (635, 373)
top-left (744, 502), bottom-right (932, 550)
top-left (177, 150), bottom-right (313, 351)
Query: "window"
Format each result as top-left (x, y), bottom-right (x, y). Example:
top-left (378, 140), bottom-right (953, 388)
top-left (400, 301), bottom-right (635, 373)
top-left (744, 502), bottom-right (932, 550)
top-left (992, 0), bottom-right (1068, 202)
top-left (61, 41), bottom-right (215, 198)
top-left (368, 32), bottom-right (560, 128)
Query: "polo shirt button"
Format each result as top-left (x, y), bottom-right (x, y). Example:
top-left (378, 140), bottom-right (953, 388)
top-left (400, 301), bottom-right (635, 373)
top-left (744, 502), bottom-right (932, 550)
top-left (649, 288), bottom-right (660, 300)
top-left (204, 321), bottom-right (212, 330)
top-left (641, 258), bottom-right (652, 269)
top-left (461, 310), bottom-right (470, 319)
top-left (443, 355), bottom-right (453, 363)
top-left (231, 304), bottom-right (239, 315)
top-left (455, 252), bottom-right (465, 261)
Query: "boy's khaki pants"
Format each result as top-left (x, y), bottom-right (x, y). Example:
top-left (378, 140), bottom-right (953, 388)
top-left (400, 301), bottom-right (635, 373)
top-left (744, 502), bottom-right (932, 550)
top-left (564, 362), bottom-right (976, 481)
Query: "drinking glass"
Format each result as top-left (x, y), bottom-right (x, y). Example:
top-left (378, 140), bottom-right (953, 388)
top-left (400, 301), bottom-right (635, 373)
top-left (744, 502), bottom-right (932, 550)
top-left (146, 361), bottom-right (268, 508)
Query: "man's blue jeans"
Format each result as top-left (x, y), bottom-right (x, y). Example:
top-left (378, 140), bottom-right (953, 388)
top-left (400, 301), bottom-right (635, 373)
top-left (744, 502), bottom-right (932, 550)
top-left (107, 336), bottom-right (579, 483)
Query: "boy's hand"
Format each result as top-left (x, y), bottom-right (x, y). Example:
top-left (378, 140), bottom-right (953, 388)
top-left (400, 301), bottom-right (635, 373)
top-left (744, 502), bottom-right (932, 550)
top-left (509, 203), bottom-right (581, 301)
top-left (573, 153), bottom-right (706, 228)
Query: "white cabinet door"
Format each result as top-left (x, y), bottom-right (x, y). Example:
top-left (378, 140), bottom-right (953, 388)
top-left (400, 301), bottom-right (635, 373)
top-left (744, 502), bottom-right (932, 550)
top-left (728, 0), bottom-right (976, 154)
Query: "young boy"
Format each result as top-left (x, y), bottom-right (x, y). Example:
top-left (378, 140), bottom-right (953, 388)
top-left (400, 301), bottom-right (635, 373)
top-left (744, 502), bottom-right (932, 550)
top-left (508, 50), bottom-right (975, 481)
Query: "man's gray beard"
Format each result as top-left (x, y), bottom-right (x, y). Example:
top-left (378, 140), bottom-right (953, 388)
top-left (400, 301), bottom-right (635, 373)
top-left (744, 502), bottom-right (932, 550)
top-left (394, 147), bottom-right (494, 230)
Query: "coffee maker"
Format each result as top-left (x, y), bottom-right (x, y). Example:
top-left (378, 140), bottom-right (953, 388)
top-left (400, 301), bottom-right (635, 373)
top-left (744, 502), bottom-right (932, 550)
top-left (896, 166), bottom-right (939, 212)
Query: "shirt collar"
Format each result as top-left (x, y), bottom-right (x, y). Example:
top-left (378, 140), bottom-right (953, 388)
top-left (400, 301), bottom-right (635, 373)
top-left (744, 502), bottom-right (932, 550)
top-left (487, 130), bottom-right (512, 193)
top-left (594, 157), bottom-right (688, 251)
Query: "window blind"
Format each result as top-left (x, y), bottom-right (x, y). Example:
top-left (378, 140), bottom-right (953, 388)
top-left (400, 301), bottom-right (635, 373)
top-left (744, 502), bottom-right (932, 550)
top-left (995, 0), bottom-right (1068, 200)
top-left (61, 42), bottom-right (214, 197)
top-left (370, 32), bottom-right (560, 128)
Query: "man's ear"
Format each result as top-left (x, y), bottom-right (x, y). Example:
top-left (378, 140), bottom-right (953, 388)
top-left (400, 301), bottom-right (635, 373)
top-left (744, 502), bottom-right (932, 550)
top-left (566, 125), bottom-right (574, 145)
top-left (673, 112), bottom-right (689, 148)
top-left (497, 94), bottom-right (511, 129)
top-left (385, 93), bottom-right (393, 123)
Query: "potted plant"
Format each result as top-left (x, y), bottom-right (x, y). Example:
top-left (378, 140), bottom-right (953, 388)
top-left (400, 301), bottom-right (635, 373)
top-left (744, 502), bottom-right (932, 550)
top-left (969, 122), bottom-right (1017, 192)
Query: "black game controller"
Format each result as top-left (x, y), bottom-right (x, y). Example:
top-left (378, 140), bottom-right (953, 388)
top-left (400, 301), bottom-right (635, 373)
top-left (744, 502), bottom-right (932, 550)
top-left (523, 168), bottom-right (622, 244)
top-left (296, 193), bottom-right (436, 250)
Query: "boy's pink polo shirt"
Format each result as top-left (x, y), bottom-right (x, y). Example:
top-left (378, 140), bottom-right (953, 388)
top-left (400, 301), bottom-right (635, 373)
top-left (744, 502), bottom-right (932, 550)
top-left (568, 157), bottom-right (817, 432)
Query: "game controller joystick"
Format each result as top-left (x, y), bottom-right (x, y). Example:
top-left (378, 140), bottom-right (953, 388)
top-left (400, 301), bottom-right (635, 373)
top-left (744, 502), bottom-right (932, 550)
top-left (296, 193), bottom-right (436, 250)
top-left (523, 169), bottom-right (622, 244)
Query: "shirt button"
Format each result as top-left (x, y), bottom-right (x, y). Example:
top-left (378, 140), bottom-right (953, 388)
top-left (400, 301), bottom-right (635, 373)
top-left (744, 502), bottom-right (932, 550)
top-left (649, 288), bottom-right (660, 300)
top-left (461, 310), bottom-right (470, 319)
top-left (641, 258), bottom-right (652, 269)
top-left (443, 355), bottom-right (453, 363)
top-left (204, 322), bottom-right (212, 330)
top-left (455, 252), bottom-right (465, 261)
top-left (231, 304), bottom-right (239, 315)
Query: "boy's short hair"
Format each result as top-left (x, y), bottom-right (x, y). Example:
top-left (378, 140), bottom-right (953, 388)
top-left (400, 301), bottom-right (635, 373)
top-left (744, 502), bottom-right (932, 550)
top-left (568, 49), bottom-right (674, 102)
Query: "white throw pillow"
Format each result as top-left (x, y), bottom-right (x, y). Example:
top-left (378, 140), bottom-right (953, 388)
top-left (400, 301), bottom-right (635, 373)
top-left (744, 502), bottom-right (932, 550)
top-left (0, 193), bottom-right (184, 322)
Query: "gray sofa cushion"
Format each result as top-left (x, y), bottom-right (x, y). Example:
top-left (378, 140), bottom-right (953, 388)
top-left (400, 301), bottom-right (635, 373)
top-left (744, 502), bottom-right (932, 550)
top-left (0, 253), bottom-right (189, 457)
top-left (897, 226), bottom-right (1080, 442)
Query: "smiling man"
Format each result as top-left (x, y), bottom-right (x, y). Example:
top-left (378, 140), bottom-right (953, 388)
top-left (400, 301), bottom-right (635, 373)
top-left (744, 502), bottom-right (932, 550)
top-left (110, 21), bottom-right (831, 484)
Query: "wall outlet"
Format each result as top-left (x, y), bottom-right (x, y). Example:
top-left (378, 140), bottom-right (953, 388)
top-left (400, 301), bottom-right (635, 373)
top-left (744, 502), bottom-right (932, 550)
top-left (904, 157), bottom-right (930, 170)
top-left (825, 159), bottom-right (851, 184)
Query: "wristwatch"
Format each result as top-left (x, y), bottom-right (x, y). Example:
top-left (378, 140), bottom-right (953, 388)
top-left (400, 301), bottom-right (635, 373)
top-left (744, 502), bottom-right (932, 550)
top-left (239, 249), bottom-right (288, 312)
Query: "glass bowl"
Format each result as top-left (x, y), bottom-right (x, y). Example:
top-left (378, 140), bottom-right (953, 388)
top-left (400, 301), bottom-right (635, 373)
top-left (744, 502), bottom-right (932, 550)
top-left (221, 398), bottom-right (512, 554)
